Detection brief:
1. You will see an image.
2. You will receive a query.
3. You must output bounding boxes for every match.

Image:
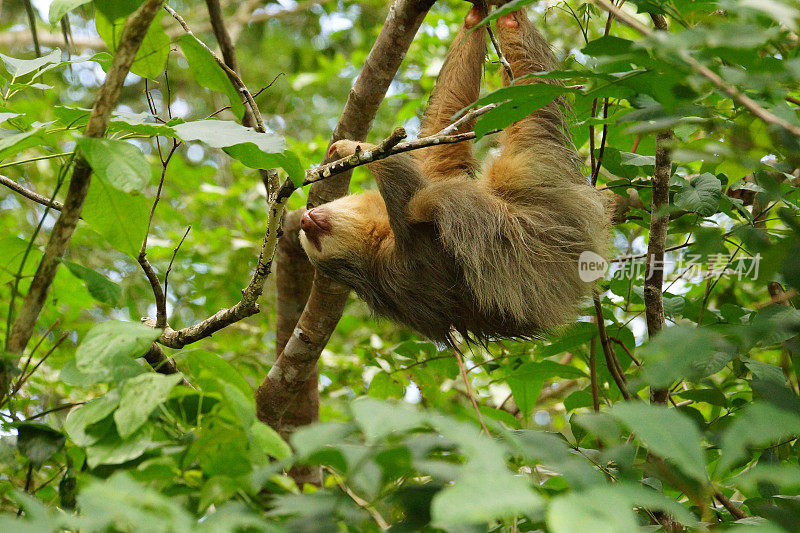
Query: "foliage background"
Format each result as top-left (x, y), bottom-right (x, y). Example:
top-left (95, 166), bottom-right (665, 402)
top-left (1, 0), bottom-right (800, 530)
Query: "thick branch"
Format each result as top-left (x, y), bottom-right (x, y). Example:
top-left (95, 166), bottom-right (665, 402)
top-left (644, 14), bottom-right (672, 404)
top-left (256, 0), bottom-right (437, 429)
top-left (7, 0), bottom-right (166, 355)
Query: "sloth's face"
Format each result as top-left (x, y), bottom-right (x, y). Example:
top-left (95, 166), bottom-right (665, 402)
top-left (299, 190), bottom-right (392, 264)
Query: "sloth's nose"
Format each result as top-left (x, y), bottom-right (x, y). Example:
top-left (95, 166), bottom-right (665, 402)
top-left (300, 208), bottom-right (332, 236)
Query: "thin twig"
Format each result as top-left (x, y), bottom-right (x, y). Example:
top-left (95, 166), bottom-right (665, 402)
top-left (164, 225), bottom-right (191, 298)
top-left (593, 293), bottom-right (632, 400)
top-left (324, 467), bottom-right (390, 530)
top-left (0, 175), bottom-right (64, 211)
top-left (164, 5), bottom-right (266, 133)
top-left (589, 337), bottom-right (601, 411)
top-left (487, 26), bottom-right (513, 81)
top-left (453, 345), bottom-right (490, 434)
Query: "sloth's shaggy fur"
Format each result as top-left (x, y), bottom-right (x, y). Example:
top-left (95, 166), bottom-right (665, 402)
top-left (299, 7), bottom-right (607, 344)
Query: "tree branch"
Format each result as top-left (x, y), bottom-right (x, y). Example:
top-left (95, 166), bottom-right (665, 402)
top-left (255, 0), bottom-right (438, 429)
top-left (644, 13), bottom-right (671, 405)
top-left (0, 175), bottom-right (64, 211)
top-left (7, 0), bottom-right (166, 355)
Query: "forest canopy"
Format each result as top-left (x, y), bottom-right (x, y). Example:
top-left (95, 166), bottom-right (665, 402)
top-left (1, 0), bottom-right (800, 531)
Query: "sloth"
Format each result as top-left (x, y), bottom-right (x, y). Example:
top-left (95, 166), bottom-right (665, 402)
top-left (299, 6), bottom-right (607, 344)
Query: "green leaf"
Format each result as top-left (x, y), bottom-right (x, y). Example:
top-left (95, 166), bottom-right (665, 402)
top-left (351, 397), bottom-right (424, 442)
top-left (177, 35), bottom-right (244, 120)
top-left (0, 129), bottom-right (43, 162)
top-left (719, 402), bottom-right (800, 473)
top-left (64, 392), bottom-right (119, 446)
top-left (75, 321), bottom-right (161, 378)
top-left (431, 471), bottom-right (543, 526)
top-left (367, 372), bottom-right (404, 399)
top-left (674, 173), bottom-right (722, 216)
top-left (548, 489), bottom-right (637, 533)
top-left (474, 84), bottom-right (569, 139)
top-left (109, 112), bottom-right (182, 136)
top-left (638, 325), bottom-right (732, 387)
top-left (184, 350), bottom-right (252, 399)
top-left (85, 425), bottom-right (154, 468)
top-left (77, 137), bottom-right (150, 193)
top-left (0, 49), bottom-right (62, 78)
top-left (507, 361), bottom-right (585, 418)
top-left (0, 236), bottom-right (43, 285)
top-left (95, 7), bottom-right (169, 79)
top-left (64, 261), bottom-right (122, 306)
top-left (278, 150), bottom-right (306, 186)
top-left (49, 0), bottom-right (92, 24)
top-left (173, 120), bottom-right (285, 153)
top-left (611, 402), bottom-right (707, 481)
top-left (548, 483), bottom-right (699, 532)
top-left (114, 373), bottom-right (183, 438)
top-left (249, 422), bottom-right (292, 461)
top-left (16, 423), bottom-right (65, 465)
top-left (81, 174), bottom-right (150, 258)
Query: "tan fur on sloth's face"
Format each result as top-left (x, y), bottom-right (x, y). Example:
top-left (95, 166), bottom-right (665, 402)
top-left (299, 190), bottom-right (392, 261)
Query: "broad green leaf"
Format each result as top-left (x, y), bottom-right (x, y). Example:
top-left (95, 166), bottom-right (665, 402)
top-left (77, 137), bottom-right (150, 193)
top-left (0, 129), bottom-right (43, 162)
top-left (184, 350), bottom-right (252, 399)
top-left (49, 0), bottom-right (92, 24)
top-left (674, 173), bottom-right (722, 216)
top-left (64, 261), bottom-right (122, 306)
top-left (86, 425), bottom-right (154, 468)
top-left (173, 120), bottom-right (285, 153)
top-left (719, 402), bottom-right (800, 473)
top-left (350, 398), bottom-right (424, 442)
top-left (77, 472), bottom-right (193, 530)
top-left (16, 423), bottom-right (65, 465)
top-left (190, 422), bottom-right (252, 477)
top-left (0, 49), bottom-right (61, 78)
top-left (548, 489), bottom-right (637, 533)
top-left (278, 150), bottom-right (306, 186)
top-left (109, 112), bottom-right (182, 136)
top-left (95, 7), bottom-right (169, 79)
top-left (431, 471), bottom-right (543, 526)
top-left (638, 325), bottom-right (732, 387)
top-left (507, 361), bottom-right (585, 418)
top-left (474, 84), bottom-right (569, 138)
top-left (507, 368), bottom-right (546, 419)
top-left (249, 422), bottom-right (292, 461)
top-left (611, 402), bottom-right (707, 481)
top-left (75, 321), bottom-right (161, 377)
top-left (81, 174), bottom-right (150, 258)
top-left (0, 236), bottom-right (43, 285)
top-left (367, 371), bottom-right (404, 399)
top-left (114, 373), bottom-right (183, 438)
top-left (548, 483), bottom-right (699, 532)
top-left (178, 35), bottom-right (244, 120)
top-left (64, 392), bottom-right (119, 446)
